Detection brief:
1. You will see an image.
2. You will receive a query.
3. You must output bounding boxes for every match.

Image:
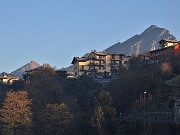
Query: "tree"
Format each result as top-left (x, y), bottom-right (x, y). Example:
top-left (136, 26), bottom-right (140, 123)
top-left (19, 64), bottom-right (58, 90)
top-left (95, 106), bottom-right (104, 129)
top-left (42, 103), bottom-right (73, 135)
top-left (0, 91), bottom-right (32, 135)
top-left (95, 91), bottom-right (116, 135)
top-left (24, 66), bottom-right (64, 110)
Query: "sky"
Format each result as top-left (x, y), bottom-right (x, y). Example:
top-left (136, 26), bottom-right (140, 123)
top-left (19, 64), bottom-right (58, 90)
top-left (0, 0), bottom-right (180, 73)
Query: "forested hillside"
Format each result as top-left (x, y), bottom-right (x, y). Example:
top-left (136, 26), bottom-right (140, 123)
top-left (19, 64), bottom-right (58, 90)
top-left (0, 57), bottom-right (180, 135)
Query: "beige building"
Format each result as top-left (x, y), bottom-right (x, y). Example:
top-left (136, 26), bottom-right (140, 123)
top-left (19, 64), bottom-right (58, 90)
top-left (71, 50), bottom-right (129, 78)
top-left (0, 74), bottom-right (19, 85)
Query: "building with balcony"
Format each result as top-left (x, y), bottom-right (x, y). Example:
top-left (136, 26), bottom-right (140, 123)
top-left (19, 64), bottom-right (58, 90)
top-left (149, 39), bottom-right (180, 62)
top-left (110, 53), bottom-right (130, 74)
top-left (71, 50), bottom-right (130, 78)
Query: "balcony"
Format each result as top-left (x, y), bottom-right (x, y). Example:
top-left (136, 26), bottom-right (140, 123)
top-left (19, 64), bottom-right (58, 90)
top-left (88, 69), bottom-right (98, 72)
top-left (99, 63), bottom-right (105, 65)
top-left (111, 63), bottom-right (119, 66)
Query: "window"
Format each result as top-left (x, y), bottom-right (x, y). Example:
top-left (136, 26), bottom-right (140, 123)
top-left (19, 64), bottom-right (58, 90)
top-left (162, 54), bottom-right (165, 59)
top-left (99, 56), bottom-right (105, 59)
top-left (158, 55), bottom-right (161, 60)
top-left (170, 52), bottom-right (174, 57)
top-left (80, 66), bottom-right (84, 70)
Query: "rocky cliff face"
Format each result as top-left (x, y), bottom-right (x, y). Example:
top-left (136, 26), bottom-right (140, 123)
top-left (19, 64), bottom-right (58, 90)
top-left (105, 25), bottom-right (177, 55)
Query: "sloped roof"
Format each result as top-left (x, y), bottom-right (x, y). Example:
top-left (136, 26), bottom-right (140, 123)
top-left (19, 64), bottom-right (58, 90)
top-left (94, 51), bottom-right (108, 56)
top-left (71, 57), bottom-right (88, 64)
top-left (159, 39), bottom-right (180, 44)
top-left (149, 45), bottom-right (174, 53)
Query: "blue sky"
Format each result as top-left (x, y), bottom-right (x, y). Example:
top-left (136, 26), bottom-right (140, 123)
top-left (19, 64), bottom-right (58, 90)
top-left (0, 0), bottom-right (180, 73)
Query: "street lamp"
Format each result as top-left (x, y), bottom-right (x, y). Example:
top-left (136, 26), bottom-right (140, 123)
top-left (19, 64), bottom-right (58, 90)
top-left (144, 92), bottom-right (147, 102)
top-left (143, 91), bottom-right (147, 125)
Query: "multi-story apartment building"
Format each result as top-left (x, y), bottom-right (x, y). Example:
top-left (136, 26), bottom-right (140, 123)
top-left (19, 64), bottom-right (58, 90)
top-left (111, 54), bottom-right (130, 74)
top-left (149, 39), bottom-right (180, 62)
top-left (71, 50), bottom-right (129, 78)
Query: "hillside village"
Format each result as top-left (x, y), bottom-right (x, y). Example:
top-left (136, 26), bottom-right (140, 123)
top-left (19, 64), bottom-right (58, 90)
top-left (71, 39), bottom-right (180, 80)
top-left (0, 26), bottom-right (180, 134)
top-left (1, 0), bottom-right (180, 134)
top-left (1, 39), bottom-right (179, 84)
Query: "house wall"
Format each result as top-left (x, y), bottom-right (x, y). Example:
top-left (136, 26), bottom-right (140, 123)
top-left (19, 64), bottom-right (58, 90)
top-left (78, 61), bottom-right (90, 76)
top-left (72, 52), bottom-right (130, 77)
top-left (73, 62), bottom-right (79, 77)
top-left (9, 78), bottom-right (19, 84)
top-left (174, 100), bottom-right (180, 123)
top-left (2, 78), bottom-right (9, 84)
top-left (0, 77), bottom-right (19, 85)
top-left (105, 55), bottom-right (111, 73)
top-left (174, 45), bottom-right (180, 57)
top-left (150, 47), bottom-right (174, 61)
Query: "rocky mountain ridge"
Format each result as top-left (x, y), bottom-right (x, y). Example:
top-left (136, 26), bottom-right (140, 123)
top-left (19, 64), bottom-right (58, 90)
top-left (9, 61), bottom-right (41, 78)
top-left (105, 25), bottom-right (177, 55)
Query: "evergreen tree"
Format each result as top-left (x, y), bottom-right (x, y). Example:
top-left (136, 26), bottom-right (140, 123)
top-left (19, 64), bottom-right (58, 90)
top-left (95, 91), bottom-right (116, 135)
top-left (42, 103), bottom-right (73, 135)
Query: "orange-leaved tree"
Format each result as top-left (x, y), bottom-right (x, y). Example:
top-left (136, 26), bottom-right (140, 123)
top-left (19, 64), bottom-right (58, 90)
top-left (0, 91), bottom-right (32, 135)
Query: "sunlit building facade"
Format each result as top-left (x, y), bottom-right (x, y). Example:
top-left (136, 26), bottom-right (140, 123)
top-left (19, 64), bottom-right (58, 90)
top-left (149, 39), bottom-right (180, 62)
top-left (0, 74), bottom-right (19, 85)
top-left (71, 50), bottom-right (130, 78)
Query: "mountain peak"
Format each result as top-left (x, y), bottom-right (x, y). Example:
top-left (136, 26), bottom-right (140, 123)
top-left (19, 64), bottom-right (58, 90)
top-left (105, 25), bottom-right (177, 55)
top-left (10, 61), bottom-right (41, 78)
top-left (148, 25), bottom-right (158, 30)
top-left (142, 25), bottom-right (161, 34)
top-left (30, 60), bottom-right (40, 65)
top-left (30, 60), bottom-right (36, 63)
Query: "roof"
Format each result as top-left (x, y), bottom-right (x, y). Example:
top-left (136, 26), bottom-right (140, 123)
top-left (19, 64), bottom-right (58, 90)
top-left (138, 52), bottom-right (150, 57)
top-left (71, 57), bottom-right (88, 64)
top-left (111, 53), bottom-right (125, 56)
top-left (159, 39), bottom-right (180, 44)
top-left (0, 75), bottom-right (19, 79)
top-left (94, 51), bottom-right (108, 56)
top-left (149, 45), bottom-right (174, 53)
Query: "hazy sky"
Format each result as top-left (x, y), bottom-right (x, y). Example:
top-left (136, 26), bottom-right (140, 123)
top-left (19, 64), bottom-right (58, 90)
top-left (0, 0), bottom-right (180, 73)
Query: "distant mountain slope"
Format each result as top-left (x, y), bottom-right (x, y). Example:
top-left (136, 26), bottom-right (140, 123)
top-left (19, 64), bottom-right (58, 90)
top-left (0, 72), bottom-right (8, 76)
top-left (105, 25), bottom-right (177, 55)
top-left (10, 61), bottom-right (41, 78)
top-left (59, 65), bottom-right (74, 72)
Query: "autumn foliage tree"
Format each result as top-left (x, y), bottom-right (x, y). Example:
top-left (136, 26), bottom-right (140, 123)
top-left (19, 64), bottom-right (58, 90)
top-left (0, 91), bottom-right (32, 135)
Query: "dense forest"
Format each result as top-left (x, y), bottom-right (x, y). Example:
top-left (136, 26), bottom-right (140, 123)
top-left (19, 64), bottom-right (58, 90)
top-left (0, 56), bottom-right (180, 135)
